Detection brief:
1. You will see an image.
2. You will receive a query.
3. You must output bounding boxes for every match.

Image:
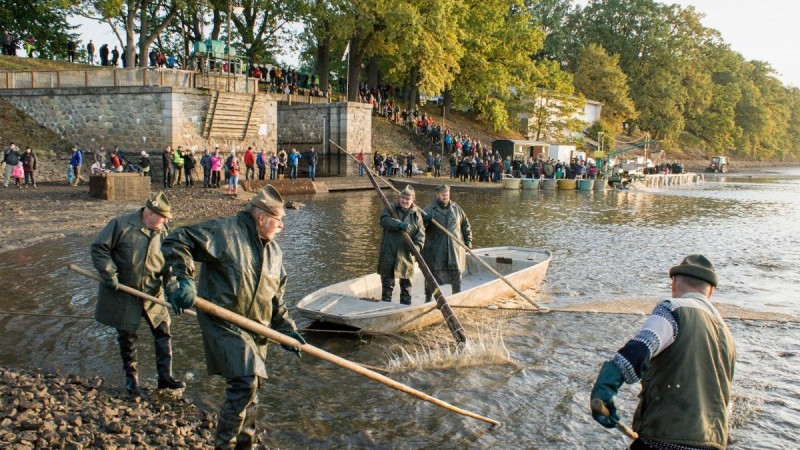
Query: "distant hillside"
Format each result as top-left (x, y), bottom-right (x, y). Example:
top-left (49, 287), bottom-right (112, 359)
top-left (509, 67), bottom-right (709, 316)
top-left (371, 104), bottom-right (524, 157)
top-left (0, 55), bottom-right (101, 72)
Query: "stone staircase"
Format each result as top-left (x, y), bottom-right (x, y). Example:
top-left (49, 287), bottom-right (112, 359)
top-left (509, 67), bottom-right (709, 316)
top-left (204, 92), bottom-right (264, 139)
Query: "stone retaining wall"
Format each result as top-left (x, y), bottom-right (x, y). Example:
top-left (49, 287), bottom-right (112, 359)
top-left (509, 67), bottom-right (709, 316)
top-left (277, 102), bottom-right (371, 177)
top-left (0, 87), bottom-right (279, 183)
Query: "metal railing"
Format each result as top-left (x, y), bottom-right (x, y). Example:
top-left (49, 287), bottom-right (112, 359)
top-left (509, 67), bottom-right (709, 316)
top-left (0, 67), bottom-right (338, 103)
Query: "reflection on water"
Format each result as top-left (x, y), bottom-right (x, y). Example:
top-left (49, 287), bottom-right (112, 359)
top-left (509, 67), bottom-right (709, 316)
top-left (1, 170), bottom-right (799, 448)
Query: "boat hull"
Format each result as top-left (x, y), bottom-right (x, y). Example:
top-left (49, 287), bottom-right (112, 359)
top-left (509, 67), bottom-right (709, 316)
top-left (296, 247), bottom-right (551, 334)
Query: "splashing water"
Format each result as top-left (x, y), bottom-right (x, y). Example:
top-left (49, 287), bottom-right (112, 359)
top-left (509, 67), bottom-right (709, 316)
top-left (384, 328), bottom-right (518, 372)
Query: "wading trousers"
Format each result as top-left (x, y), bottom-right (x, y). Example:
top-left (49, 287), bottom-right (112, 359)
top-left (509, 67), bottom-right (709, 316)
top-left (381, 277), bottom-right (412, 305)
top-left (424, 269), bottom-right (462, 302)
top-left (116, 319), bottom-right (176, 394)
top-left (215, 375), bottom-right (259, 450)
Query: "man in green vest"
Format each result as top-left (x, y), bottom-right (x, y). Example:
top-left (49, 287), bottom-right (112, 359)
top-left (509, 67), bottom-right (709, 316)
top-left (590, 254), bottom-right (736, 450)
top-left (421, 185), bottom-right (472, 303)
top-left (162, 185), bottom-right (305, 450)
top-left (90, 192), bottom-right (185, 396)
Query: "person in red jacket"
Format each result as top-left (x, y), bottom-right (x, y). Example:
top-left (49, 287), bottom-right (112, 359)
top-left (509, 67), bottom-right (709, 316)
top-left (244, 147), bottom-right (256, 181)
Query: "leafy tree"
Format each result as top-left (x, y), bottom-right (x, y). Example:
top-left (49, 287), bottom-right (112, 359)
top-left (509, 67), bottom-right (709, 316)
top-left (572, 43), bottom-right (637, 135)
top-left (448, 0), bottom-right (543, 131)
top-left (527, 59), bottom-right (585, 143)
top-left (0, 0), bottom-right (78, 59)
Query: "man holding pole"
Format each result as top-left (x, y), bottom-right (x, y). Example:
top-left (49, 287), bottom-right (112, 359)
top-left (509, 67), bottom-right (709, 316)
top-left (90, 192), bottom-right (185, 396)
top-left (377, 185), bottom-right (425, 305)
top-left (421, 185), bottom-right (472, 303)
top-left (161, 185), bottom-right (305, 450)
top-left (590, 254), bottom-right (736, 449)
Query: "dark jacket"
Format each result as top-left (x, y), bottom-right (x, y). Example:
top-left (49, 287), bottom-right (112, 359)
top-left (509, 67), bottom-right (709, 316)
top-left (20, 151), bottom-right (37, 172)
top-left (377, 202), bottom-right (425, 279)
top-left (422, 201), bottom-right (472, 272)
top-left (162, 211), bottom-right (297, 378)
top-left (200, 154), bottom-right (212, 170)
top-left (90, 208), bottom-right (171, 332)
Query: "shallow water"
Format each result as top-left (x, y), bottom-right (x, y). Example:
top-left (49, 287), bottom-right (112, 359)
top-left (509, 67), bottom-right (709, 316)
top-left (1, 168), bottom-right (799, 448)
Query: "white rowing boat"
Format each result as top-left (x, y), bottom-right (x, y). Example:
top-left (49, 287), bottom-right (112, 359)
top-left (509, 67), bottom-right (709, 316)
top-left (296, 246), bottom-right (551, 334)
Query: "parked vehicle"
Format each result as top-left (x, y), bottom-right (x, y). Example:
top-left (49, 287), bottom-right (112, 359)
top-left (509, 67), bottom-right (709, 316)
top-left (706, 156), bottom-right (729, 173)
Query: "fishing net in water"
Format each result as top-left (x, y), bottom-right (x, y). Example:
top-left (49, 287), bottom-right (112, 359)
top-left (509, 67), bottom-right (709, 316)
top-left (383, 327), bottom-right (517, 372)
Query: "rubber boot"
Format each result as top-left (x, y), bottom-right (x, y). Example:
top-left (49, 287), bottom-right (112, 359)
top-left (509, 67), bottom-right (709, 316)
top-left (117, 329), bottom-right (143, 396)
top-left (214, 417), bottom-right (241, 450)
top-left (399, 278), bottom-right (412, 305)
top-left (235, 403), bottom-right (258, 450)
top-left (153, 322), bottom-right (185, 390)
top-left (380, 277), bottom-right (394, 302)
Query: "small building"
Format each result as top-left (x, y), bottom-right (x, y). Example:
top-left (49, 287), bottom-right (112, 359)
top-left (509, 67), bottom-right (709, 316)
top-left (491, 139), bottom-right (550, 160)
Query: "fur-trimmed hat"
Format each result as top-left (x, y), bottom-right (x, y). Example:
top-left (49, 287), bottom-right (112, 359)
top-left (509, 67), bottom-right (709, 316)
top-left (146, 191), bottom-right (172, 219)
top-left (249, 185), bottom-right (285, 217)
top-left (435, 184), bottom-right (450, 193)
top-left (669, 254), bottom-right (718, 287)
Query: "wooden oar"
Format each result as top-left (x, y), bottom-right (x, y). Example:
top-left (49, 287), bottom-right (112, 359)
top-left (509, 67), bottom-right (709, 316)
top-left (68, 264), bottom-right (499, 426)
top-left (330, 140), bottom-right (547, 312)
top-left (362, 162), bottom-right (468, 345)
top-left (590, 398), bottom-right (638, 439)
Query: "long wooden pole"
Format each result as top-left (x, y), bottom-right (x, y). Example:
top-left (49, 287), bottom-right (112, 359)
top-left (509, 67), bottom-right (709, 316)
top-left (590, 398), bottom-right (638, 439)
top-left (68, 264), bottom-right (499, 426)
top-left (332, 140), bottom-right (546, 311)
top-left (362, 163), bottom-right (468, 344)
top-left (69, 264), bottom-right (197, 318)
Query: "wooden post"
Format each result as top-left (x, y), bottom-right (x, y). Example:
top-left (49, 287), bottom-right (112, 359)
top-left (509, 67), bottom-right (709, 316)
top-left (113, 69), bottom-right (118, 87)
top-left (143, 69), bottom-right (147, 86)
top-left (84, 71), bottom-right (89, 87)
top-left (57, 71), bottom-right (61, 88)
top-left (160, 69), bottom-right (164, 86)
top-left (30, 71), bottom-right (35, 88)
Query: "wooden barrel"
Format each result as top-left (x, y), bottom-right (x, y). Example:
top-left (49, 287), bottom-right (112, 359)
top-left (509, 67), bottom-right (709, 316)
top-left (541, 179), bottom-right (557, 190)
top-left (502, 178), bottom-right (522, 190)
top-left (521, 178), bottom-right (539, 190)
top-left (557, 179), bottom-right (577, 190)
top-left (577, 179), bottom-right (594, 191)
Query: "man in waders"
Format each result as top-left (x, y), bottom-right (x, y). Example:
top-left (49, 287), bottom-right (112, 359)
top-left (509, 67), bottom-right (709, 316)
top-left (90, 192), bottom-right (185, 396)
top-left (590, 254), bottom-right (736, 450)
top-left (377, 185), bottom-right (425, 305)
top-left (421, 185), bottom-right (472, 303)
top-left (162, 185), bottom-right (305, 450)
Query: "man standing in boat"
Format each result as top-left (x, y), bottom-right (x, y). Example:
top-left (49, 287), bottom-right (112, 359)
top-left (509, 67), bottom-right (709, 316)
top-left (377, 185), bottom-right (425, 305)
top-left (90, 192), bottom-right (185, 396)
top-left (161, 185), bottom-right (305, 450)
top-left (421, 185), bottom-right (472, 303)
top-left (590, 254), bottom-right (736, 449)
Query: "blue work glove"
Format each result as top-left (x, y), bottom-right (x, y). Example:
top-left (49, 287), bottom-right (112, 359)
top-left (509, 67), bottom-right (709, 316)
top-left (104, 274), bottom-right (119, 291)
top-left (166, 278), bottom-right (196, 315)
top-left (280, 330), bottom-right (307, 358)
top-left (397, 221), bottom-right (410, 232)
top-left (590, 361), bottom-right (625, 429)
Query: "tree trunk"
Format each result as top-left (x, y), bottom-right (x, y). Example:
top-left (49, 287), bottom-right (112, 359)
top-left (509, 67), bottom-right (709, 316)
top-left (211, 8), bottom-right (222, 40)
top-left (315, 34), bottom-right (331, 95)
top-left (443, 89), bottom-right (453, 117)
top-left (407, 66), bottom-right (419, 109)
top-left (125, 0), bottom-right (136, 68)
top-left (367, 55), bottom-right (379, 89)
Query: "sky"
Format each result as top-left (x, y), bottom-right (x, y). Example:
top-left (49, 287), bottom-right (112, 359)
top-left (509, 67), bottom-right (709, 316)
top-left (70, 0), bottom-right (800, 87)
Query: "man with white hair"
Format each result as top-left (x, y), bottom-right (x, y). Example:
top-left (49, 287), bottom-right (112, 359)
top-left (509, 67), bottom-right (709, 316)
top-left (162, 185), bottom-right (305, 449)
